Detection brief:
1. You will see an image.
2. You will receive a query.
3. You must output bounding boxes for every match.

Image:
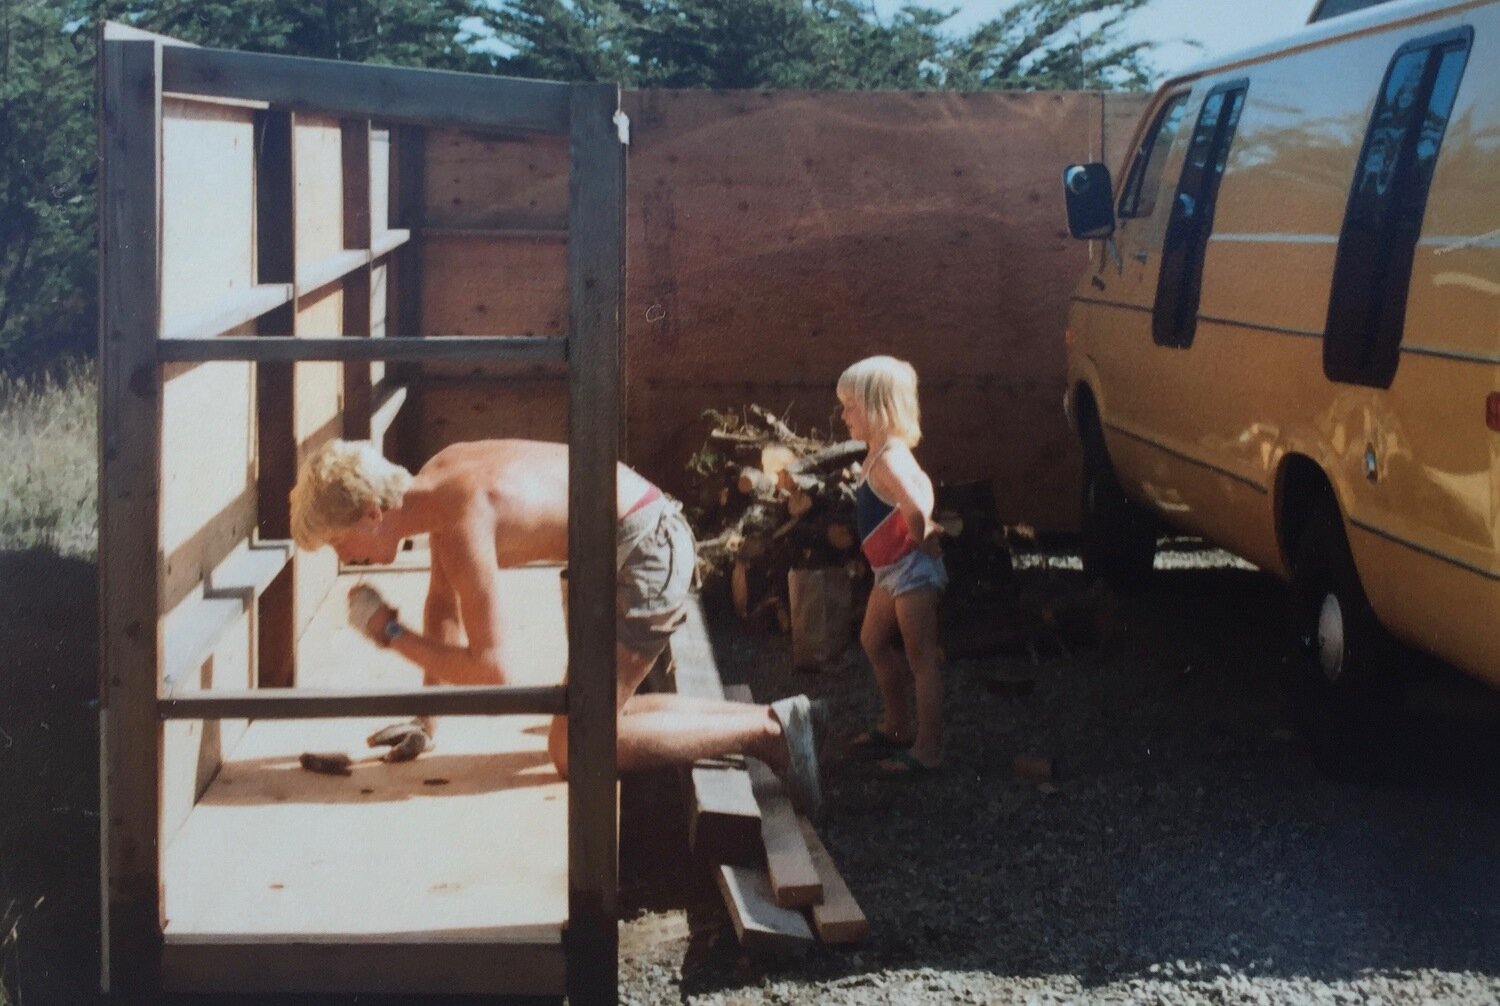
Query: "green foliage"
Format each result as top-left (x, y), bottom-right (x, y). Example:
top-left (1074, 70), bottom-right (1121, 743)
top-left (0, 0), bottom-right (1156, 369)
top-left (0, 1), bottom-right (98, 369)
top-left (0, 357), bottom-right (97, 556)
top-left (476, 0), bottom-right (1155, 90)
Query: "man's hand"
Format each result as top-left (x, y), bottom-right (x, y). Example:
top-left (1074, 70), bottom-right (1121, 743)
top-left (348, 584), bottom-right (396, 643)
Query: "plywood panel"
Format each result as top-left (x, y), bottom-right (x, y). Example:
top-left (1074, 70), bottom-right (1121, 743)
top-left (412, 380), bottom-right (567, 459)
top-left (617, 90), bottom-right (1113, 529)
top-left (420, 236), bottom-right (568, 337)
top-left (161, 97), bottom-right (256, 326)
top-left (370, 128), bottom-right (391, 235)
top-left (424, 129), bottom-right (568, 229)
top-left (161, 567), bottom-right (569, 985)
top-left (294, 114), bottom-right (345, 269)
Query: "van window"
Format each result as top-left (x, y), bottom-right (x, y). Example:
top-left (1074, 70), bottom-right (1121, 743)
top-left (1152, 82), bottom-right (1248, 348)
top-left (1324, 29), bottom-right (1472, 388)
top-left (1119, 94), bottom-right (1189, 219)
top-left (1312, 0), bottom-right (1398, 21)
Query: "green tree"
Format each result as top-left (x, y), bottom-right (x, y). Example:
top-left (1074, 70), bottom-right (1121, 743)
top-left (476, 0), bottom-right (1155, 90)
top-left (948, 0), bottom-right (1155, 90)
top-left (0, 1), bottom-right (97, 369)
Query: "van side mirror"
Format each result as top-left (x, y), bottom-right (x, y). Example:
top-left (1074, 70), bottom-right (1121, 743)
top-left (1062, 163), bottom-right (1116, 239)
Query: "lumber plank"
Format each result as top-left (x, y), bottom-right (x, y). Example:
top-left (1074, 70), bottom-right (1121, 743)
top-left (162, 46), bottom-right (571, 134)
top-left (565, 80), bottom-right (626, 1006)
top-left (161, 284), bottom-right (293, 340)
top-left (157, 335), bottom-right (567, 364)
top-left (746, 757), bottom-right (822, 909)
top-left (797, 818), bottom-right (869, 945)
top-left (99, 35), bottom-right (165, 993)
top-left (157, 683), bottom-right (567, 720)
top-left (669, 595), bottom-right (726, 700)
top-left (714, 865), bottom-right (814, 957)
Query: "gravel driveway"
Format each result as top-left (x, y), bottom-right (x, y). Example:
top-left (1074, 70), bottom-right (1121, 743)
top-left (617, 548), bottom-right (1500, 1005)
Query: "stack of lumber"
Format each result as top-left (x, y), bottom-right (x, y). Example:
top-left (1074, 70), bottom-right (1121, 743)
top-left (666, 596), bottom-right (868, 956)
top-left (686, 406), bottom-right (867, 631)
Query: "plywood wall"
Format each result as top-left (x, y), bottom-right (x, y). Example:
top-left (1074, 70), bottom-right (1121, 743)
top-left (405, 89), bottom-right (1147, 530)
top-left (159, 97), bottom-right (259, 843)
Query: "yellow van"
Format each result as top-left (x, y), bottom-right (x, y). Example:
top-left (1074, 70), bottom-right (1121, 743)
top-left (1059, 0), bottom-right (1499, 700)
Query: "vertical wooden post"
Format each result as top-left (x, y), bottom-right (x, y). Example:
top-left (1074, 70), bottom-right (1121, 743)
top-left (341, 119), bottom-right (374, 439)
top-left (99, 34), bottom-right (164, 994)
top-left (566, 82), bottom-right (625, 1006)
top-left (388, 125), bottom-right (425, 466)
top-left (255, 109), bottom-right (297, 688)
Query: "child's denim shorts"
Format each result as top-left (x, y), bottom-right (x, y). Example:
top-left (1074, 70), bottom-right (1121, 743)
top-left (872, 548), bottom-right (948, 598)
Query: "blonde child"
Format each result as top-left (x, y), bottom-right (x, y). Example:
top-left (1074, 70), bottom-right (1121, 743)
top-left (838, 356), bottom-right (948, 774)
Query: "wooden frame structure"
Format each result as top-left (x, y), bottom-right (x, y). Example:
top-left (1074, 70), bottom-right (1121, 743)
top-left (99, 23), bottom-right (624, 1002)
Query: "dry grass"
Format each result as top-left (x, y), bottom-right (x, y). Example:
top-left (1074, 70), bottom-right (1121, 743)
top-left (0, 359), bottom-right (96, 558)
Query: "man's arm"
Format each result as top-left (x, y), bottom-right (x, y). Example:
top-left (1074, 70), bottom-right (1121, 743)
top-left (362, 522), bottom-right (511, 685)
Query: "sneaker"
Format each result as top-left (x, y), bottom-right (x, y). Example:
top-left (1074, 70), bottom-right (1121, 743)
top-left (770, 695), bottom-right (823, 819)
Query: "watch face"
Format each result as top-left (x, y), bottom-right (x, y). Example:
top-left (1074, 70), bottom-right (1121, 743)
top-left (383, 619), bottom-right (402, 642)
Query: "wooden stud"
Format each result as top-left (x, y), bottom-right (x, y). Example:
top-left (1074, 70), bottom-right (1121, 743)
top-left (254, 108), bottom-right (297, 690)
top-left (690, 683), bottom-right (763, 866)
top-left (565, 81), bottom-right (625, 1006)
top-left (798, 818), bottom-right (869, 945)
top-left (99, 35), bottom-right (165, 994)
top-left (388, 125), bottom-right (425, 465)
top-left (745, 757), bottom-right (822, 908)
top-left (163, 46), bottom-right (571, 134)
top-left (158, 683), bottom-right (567, 720)
top-left (714, 865), bottom-right (814, 958)
top-left (158, 335), bottom-right (566, 364)
top-left (341, 120), bottom-right (374, 439)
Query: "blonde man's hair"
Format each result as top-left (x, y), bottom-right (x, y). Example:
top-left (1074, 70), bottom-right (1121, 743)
top-left (289, 439), bottom-right (413, 550)
top-left (837, 355), bottom-right (922, 447)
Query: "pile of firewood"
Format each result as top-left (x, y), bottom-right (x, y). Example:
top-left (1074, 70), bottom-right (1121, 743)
top-left (685, 405), bottom-right (867, 629)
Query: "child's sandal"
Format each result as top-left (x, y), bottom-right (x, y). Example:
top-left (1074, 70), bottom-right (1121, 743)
top-left (849, 727), bottom-right (911, 756)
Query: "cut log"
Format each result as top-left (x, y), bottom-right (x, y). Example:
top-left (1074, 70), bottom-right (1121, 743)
top-left (731, 561), bottom-right (750, 619)
top-left (825, 522), bottom-right (856, 552)
top-left (715, 865), bottom-right (814, 957)
top-left (737, 466), bottom-right (777, 499)
top-left (786, 439), bottom-right (865, 477)
top-left (798, 818), bottom-right (869, 945)
top-left (759, 443), bottom-right (798, 482)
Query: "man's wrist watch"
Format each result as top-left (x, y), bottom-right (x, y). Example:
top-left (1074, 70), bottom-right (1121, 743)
top-left (381, 617), bottom-right (405, 647)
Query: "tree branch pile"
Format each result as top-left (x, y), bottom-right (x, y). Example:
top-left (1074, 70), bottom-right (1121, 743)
top-left (685, 406), bottom-right (867, 630)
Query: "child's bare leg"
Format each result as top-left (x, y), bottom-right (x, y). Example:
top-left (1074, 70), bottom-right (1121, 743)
top-left (893, 588), bottom-right (943, 767)
top-left (860, 585), bottom-right (913, 742)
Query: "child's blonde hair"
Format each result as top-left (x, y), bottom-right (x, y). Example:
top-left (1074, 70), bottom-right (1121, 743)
top-left (289, 439), bottom-right (413, 550)
top-left (837, 355), bottom-right (922, 447)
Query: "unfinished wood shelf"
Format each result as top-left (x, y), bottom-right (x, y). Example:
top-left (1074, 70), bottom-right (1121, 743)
top-left (99, 23), bottom-right (626, 1003)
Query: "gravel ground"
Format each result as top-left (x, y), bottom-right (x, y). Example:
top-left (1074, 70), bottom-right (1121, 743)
top-left (616, 546), bottom-right (1500, 1006)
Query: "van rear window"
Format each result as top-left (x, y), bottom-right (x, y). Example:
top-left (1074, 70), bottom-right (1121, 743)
top-left (1323, 28), bottom-right (1472, 387)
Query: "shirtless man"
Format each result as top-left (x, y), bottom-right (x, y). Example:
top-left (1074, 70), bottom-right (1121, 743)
top-left (288, 438), bottom-right (822, 814)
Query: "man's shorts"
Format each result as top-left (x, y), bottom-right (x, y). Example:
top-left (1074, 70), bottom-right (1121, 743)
top-left (872, 547), bottom-right (948, 599)
top-left (615, 496), bottom-right (696, 657)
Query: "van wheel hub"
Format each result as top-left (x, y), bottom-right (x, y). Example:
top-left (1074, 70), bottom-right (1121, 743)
top-left (1316, 593), bottom-right (1345, 683)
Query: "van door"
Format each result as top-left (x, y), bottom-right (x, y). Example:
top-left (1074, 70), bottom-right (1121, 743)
top-left (1323, 24), bottom-right (1496, 673)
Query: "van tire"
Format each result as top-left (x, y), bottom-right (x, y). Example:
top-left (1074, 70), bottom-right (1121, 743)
top-left (1288, 500), bottom-right (1398, 777)
top-left (1079, 440), bottom-right (1157, 592)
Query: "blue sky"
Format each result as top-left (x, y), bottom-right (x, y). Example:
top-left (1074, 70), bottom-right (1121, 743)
top-left (872, 0), bottom-right (1317, 81)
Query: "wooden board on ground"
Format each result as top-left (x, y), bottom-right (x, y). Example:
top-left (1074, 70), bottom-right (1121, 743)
top-left (160, 565), bottom-right (569, 995)
top-left (745, 756), bottom-right (822, 909)
top-left (675, 615), bottom-right (759, 864)
top-left (714, 865), bottom-right (813, 958)
top-left (797, 817), bottom-right (868, 945)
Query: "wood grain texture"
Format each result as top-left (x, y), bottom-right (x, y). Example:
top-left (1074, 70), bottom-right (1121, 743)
top-left (745, 757), bottom-right (822, 909)
top-left (798, 817), bottom-right (868, 945)
top-left (714, 865), bottom-right (814, 957)
top-left (99, 35), bottom-right (165, 993)
top-left (565, 81), bottom-right (626, 1006)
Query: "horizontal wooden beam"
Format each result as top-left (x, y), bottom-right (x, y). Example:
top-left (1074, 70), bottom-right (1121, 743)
top-left (370, 381), bottom-right (408, 442)
top-left (158, 683), bottom-right (568, 720)
top-left (161, 541), bottom-right (294, 689)
top-left (162, 46), bottom-right (571, 134)
top-left (157, 336), bottom-right (566, 364)
top-left (421, 227), bottom-right (568, 243)
top-left (161, 283), bottom-right (293, 341)
top-left (294, 230), bottom-right (410, 299)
